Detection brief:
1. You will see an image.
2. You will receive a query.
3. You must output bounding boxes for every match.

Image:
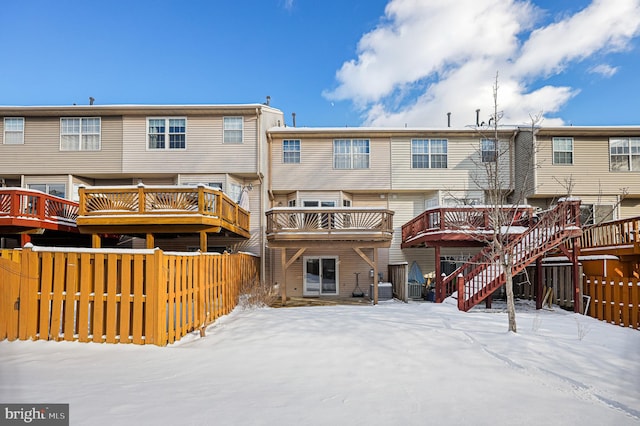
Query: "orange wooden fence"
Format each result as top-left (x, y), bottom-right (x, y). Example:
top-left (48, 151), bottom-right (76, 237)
top-left (0, 246), bottom-right (259, 346)
top-left (583, 276), bottom-right (640, 329)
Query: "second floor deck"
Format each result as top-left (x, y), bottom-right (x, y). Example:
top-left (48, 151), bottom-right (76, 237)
top-left (401, 205), bottom-right (535, 248)
top-left (77, 185), bottom-right (250, 238)
top-left (0, 188), bottom-right (79, 234)
top-left (266, 207), bottom-right (394, 248)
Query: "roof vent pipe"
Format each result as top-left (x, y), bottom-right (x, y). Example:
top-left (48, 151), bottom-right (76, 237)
top-left (292, 112), bottom-right (296, 127)
top-left (89, 97), bottom-right (95, 105)
top-left (447, 112), bottom-right (451, 128)
top-left (476, 109), bottom-right (480, 127)
top-left (265, 96), bottom-right (270, 106)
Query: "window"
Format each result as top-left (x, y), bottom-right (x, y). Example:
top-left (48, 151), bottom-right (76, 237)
top-left (228, 183), bottom-right (242, 203)
top-left (147, 118), bottom-right (186, 150)
top-left (283, 139), bottom-right (301, 163)
top-left (552, 137), bottom-right (573, 164)
top-left (4, 117), bottom-right (24, 144)
top-left (333, 139), bottom-right (370, 169)
top-left (610, 138), bottom-right (640, 171)
top-left (412, 139), bottom-right (447, 168)
top-left (60, 118), bottom-right (101, 151)
top-left (481, 138), bottom-right (497, 162)
top-left (223, 117), bottom-right (243, 143)
top-left (28, 183), bottom-right (66, 198)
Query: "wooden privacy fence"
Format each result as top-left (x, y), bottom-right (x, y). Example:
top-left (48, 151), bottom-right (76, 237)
top-left (583, 276), bottom-right (640, 329)
top-left (0, 246), bottom-right (259, 346)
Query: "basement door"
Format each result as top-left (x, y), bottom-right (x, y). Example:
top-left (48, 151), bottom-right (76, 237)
top-left (303, 256), bottom-right (338, 296)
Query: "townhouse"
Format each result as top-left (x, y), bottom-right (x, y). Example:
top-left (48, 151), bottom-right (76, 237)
top-left (1, 104), bottom-right (638, 300)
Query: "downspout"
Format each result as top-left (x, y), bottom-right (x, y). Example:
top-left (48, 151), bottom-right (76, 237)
top-left (256, 107), bottom-right (266, 285)
top-left (267, 131), bottom-right (274, 288)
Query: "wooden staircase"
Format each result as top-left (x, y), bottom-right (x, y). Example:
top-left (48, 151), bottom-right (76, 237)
top-left (442, 199), bottom-right (582, 311)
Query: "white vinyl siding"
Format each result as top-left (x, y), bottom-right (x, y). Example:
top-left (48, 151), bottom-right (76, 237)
top-left (147, 118), bottom-right (186, 150)
top-left (333, 139), bottom-right (369, 169)
top-left (60, 117), bottom-right (101, 151)
top-left (223, 116), bottom-right (243, 143)
top-left (553, 137), bottom-right (573, 165)
top-left (610, 138), bottom-right (640, 171)
top-left (4, 117), bottom-right (24, 144)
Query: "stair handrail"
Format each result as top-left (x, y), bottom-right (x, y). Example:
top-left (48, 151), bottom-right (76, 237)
top-left (441, 199), bottom-right (582, 308)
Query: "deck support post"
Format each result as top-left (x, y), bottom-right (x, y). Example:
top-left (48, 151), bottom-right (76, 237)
top-left (91, 234), bottom-right (101, 249)
top-left (146, 233), bottom-right (155, 250)
top-left (485, 294), bottom-right (492, 309)
top-left (20, 234), bottom-right (31, 247)
top-left (571, 236), bottom-right (582, 314)
top-left (535, 257), bottom-right (544, 310)
top-left (434, 246), bottom-right (442, 302)
top-left (199, 231), bottom-right (207, 253)
top-left (280, 249), bottom-right (287, 305)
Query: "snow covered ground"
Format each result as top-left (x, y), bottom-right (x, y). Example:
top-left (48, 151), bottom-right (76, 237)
top-left (1, 299), bottom-right (639, 425)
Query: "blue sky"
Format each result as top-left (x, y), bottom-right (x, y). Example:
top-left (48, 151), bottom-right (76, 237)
top-left (1, 0), bottom-right (639, 128)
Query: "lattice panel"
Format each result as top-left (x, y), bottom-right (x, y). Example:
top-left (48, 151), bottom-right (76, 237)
top-left (147, 192), bottom-right (198, 211)
top-left (46, 199), bottom-right (79, 221)
top-left (0, 194), bottom-right (10, 214)
top-left (86, 192), bottom-right (138, 212)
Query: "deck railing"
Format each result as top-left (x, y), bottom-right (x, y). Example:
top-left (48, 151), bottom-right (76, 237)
top-left (0, 188), bottom-right (79, 228)
top-left (580, 216), bottom-right (640, 251)
top-left (78, 184), bottom-right (250, 232)
top-left (401, 205), bottom-right (534, 244)
top-left (265, 207), bottom-right (394, 240)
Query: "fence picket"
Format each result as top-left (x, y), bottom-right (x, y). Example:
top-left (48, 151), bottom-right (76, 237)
top-left (38, 252), bottom-right (54, 340)
top-left (78, 253), bottom-right (92, 342)
top-left (63, 253), bottom-right (78, 341)
top-left (132, 254), bottom-right (144, 344)
top-left (50, 253), bottom-right (67, 341)
top-left (92, 254), bottom-right (105, 343)
top-left (584, 276), bottom-right (640, 329)
top-left (119, 254), bottom-right (132, 343)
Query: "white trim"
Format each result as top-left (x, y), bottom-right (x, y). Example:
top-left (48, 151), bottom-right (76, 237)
top-left (59, 117), bottom-right (101, 151)
top-left (146, 117), bottom-right (187, 151)
top-left (303, 256), bottom-right (339, 296)
top-left (3, 117), bottom-right (24, 145)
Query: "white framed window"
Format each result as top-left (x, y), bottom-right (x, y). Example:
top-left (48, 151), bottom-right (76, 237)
top-left (610, 137), bottom-right (640, 171)
top-left (60, 118), bottom-right (101, 151)
top-left (412, 139), bottom-right (447, 169)
top-left (283, 139), bottom-right (301, 163)
top-left (28, 183), bottom-right (66, 198)
top-left (333, 139), bottom-right (369, 169)
top-left (481, 138), bottom-right (497, 162)
top-left (223, 117), bottom-right (243, 143)
top-left (147, 118), bottom-right (186, 150)
top-left (4, 117), bottom-right (24, 144)
top-left (552, 137), bottom-right (573, 165)
top-left (228, 183), bottom-right (242, 202)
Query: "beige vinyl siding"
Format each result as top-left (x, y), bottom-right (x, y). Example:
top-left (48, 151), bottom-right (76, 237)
top-left (122, 115), bottom-right (259, 175)
top-left (620, 198), bottom-right (640, 219)
top-left (535, 135), bottom-right (640, 196)
top-left (390, 136), bottom-right (511, 192)
top-left (0, 116), bottom-right (122, 175)
top-left (270, 136), bottom-right (391, 191)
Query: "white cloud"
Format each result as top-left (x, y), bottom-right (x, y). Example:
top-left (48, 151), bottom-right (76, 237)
top-left (589, 63), bottom-right (619, 77)
top-left (282, 0), bottom-right (294, 11)
top-left (324, 0), bottom-right (640, 127)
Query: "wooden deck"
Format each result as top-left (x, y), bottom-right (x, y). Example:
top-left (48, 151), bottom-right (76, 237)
top-left (266, 207), bottom-right (393, 247)
top-left (401, 205), bottom-right (535, 248)
top-left (0, 188), bottom-right (79, 241)
top-left (77, 184), bottom-right (250, 241)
